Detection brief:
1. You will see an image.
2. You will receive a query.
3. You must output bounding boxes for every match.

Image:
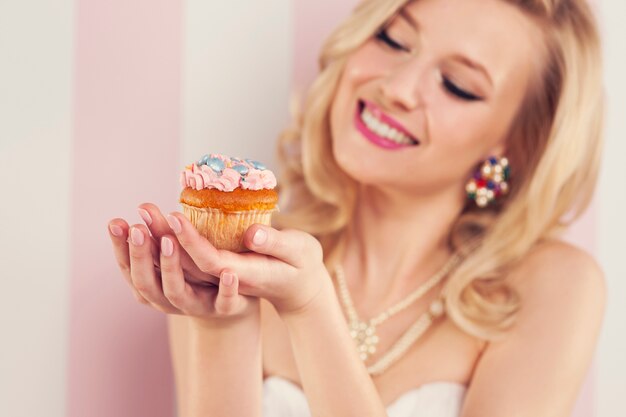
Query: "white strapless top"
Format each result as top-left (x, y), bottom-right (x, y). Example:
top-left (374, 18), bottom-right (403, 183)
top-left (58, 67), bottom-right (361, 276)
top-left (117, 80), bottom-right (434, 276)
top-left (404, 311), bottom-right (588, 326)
top-left (263, 376), bottom-right (466, 417)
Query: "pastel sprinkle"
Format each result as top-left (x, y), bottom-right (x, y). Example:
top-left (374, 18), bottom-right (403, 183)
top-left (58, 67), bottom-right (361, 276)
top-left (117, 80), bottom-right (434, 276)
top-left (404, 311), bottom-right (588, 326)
top-left (207, 157), bottom-right (225, 172)
top-left (197, 154), bottom-right (209, 165)
top-left (231, 164), bottom-right (249, 175)
top-left (245, 159), bottom-right (266, 170)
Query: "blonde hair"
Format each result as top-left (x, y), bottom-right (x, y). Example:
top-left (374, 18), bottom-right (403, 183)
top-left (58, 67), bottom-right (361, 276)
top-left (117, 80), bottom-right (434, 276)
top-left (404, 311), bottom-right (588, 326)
top-left (275, 0), bottom-right (604, 339)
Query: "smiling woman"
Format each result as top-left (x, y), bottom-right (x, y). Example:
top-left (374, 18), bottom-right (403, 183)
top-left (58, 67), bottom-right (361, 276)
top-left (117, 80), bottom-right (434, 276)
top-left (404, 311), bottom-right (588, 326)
top-left (107, 0), bottom-right (605, 416)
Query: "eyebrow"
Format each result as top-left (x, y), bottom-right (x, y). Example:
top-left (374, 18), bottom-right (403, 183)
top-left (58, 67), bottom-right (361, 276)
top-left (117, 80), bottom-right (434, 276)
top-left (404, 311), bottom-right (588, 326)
top-left (397, 8), bottom-right (493, 87)
top-left (451, 55), bottom-right (493, 87)
top-left (398, 9), bottom-right (419, 30)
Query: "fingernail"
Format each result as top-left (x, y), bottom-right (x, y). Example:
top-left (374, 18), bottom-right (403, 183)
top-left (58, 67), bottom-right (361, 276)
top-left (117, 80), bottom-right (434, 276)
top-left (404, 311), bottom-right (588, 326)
top-left (161, 236), bottom-right (173, 257)
top-left (138, 208), bottom-right (152, 225)
top-left (130, 227), bottom-right (145, 246)
top-left (109, 224), bottom-right (123, 237)
top-left (253, 229), bottom-right (267, 246)
top-left (166, 215), bottom-right (182, 234)
top-left (221, 272), bottom-right (234, 287)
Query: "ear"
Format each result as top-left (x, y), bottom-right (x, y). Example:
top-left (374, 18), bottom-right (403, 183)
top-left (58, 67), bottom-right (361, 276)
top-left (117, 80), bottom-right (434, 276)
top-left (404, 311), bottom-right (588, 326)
top-left (485, 140), bottom-right (507, 160)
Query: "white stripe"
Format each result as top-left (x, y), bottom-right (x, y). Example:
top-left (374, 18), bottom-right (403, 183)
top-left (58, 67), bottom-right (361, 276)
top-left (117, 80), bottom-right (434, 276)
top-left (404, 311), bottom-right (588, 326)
top-left (597, 1), bottom-right (626, 415)
top-left (182, 0), bottom-right (293, 168)
top-left (0, 1), bottom-right (73, 416)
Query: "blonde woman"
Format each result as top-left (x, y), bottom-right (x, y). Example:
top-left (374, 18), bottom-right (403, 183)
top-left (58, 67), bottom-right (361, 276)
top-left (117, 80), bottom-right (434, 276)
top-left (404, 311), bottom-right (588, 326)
top-left (108, 0), bottom-right (606, 415)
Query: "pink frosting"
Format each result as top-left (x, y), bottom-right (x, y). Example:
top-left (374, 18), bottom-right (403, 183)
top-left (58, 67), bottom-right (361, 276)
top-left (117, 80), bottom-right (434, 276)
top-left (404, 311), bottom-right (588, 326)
top-left (241, 168), bottom-right (277, 190)
top-left (179, 164), bottom-right (220, 190)
top-left (214, 168), bottom-right (241, 192)
top-left (210, 153), bottom-right (229, 162)
top-left (180, 154), bottom-right (276, 192)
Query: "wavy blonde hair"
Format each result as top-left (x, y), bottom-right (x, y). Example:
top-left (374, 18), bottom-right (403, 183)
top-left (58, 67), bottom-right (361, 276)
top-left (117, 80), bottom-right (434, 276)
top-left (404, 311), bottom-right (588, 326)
top-left (275, 0), bottom-right (604, 339)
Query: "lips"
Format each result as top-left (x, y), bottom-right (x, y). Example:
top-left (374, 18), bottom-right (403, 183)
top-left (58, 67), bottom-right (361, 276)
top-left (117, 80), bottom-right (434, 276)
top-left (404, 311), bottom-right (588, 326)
top-left (354, 99), bottom-right (420, 150)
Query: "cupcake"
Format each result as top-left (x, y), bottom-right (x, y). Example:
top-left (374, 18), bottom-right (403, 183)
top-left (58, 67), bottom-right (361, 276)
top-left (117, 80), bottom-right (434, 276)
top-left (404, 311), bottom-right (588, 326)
top-left (179, 153), bottom-right (278, 252)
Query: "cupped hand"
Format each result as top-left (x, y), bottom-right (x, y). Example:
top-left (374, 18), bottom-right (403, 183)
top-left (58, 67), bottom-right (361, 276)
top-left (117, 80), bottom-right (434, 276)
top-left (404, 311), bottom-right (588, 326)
top-left (165, 212), bottom-right (333, 317)
top-left (108, 212), bottom-right (257, 320)
top-left (136, 203), bottom-right (220, 286)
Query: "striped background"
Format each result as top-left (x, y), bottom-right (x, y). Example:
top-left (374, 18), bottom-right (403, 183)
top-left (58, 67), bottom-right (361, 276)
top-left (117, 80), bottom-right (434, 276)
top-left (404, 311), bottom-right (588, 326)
top-left (1, 1), bottom-right (624, 416)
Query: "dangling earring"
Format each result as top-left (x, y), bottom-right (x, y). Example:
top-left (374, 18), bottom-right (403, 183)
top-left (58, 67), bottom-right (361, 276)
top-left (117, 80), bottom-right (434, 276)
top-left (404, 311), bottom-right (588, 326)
top-left (465, 156), bottom-right (510, 208)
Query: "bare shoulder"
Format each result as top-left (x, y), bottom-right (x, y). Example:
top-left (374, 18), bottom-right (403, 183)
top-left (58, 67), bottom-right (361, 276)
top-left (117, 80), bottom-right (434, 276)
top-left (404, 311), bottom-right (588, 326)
top-left (508, 239), bottom-right (606, 313)
top-left (460, 240), bottom-right (606, 417)
top-left (503, 238), bottom-right (607, 351)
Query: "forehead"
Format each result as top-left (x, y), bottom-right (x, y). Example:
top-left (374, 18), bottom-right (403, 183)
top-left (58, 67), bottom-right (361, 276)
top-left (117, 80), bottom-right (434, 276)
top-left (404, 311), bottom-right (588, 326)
top-left (400, 0), bottom-right (546, 88)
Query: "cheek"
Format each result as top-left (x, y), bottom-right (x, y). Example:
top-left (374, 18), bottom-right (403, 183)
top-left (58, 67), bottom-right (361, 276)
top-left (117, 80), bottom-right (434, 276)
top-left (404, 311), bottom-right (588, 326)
top-left (330, 45), bottom-right (387, 144)
top-left (428, 92), bottom-right (500, 156)
top-left (333, 41), bottom-right (389, 109)
top-left (422, 96), bottom-right (506, 185)
top-left (346, 42), bottom-right (393, 79)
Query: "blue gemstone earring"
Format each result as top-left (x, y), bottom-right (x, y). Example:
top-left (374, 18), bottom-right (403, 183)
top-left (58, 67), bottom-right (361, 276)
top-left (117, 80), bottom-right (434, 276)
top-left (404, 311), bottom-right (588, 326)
top-left (465, 156), bottom-right (510, 207)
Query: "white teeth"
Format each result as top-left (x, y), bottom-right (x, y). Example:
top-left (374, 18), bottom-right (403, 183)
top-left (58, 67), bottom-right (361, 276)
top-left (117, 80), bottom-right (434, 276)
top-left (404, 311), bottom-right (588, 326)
top-left (389, 128), bottom-right (399, 140)
top-left (360, 107), bottom-right (415, 145)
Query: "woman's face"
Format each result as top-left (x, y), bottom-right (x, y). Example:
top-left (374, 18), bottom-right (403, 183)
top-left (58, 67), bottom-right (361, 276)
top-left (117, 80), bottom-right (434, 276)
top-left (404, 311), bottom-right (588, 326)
top-left (330, 0), bottom-right (545, 196)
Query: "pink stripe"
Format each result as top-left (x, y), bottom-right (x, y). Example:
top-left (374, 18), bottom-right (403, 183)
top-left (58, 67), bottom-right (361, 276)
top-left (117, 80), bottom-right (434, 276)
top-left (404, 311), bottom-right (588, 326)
top-left (68, 1), bottom-right (182, 416)
top-left (293, 0), bottom-right (359, 90)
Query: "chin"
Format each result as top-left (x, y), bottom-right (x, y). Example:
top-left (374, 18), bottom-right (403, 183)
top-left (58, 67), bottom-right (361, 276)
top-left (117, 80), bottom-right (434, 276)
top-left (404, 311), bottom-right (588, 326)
top-left (332, 143), bottom-right (386, 188)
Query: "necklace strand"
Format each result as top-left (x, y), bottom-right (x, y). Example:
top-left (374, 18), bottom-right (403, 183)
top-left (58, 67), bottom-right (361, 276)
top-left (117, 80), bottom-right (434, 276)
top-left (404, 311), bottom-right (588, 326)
top-left (334, 253), bottom-right (463, 375)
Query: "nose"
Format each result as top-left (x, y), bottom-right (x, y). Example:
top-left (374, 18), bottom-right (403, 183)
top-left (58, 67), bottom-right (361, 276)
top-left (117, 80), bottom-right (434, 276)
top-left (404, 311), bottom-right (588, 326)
top-left (379, 58), bottom-right (424, 112)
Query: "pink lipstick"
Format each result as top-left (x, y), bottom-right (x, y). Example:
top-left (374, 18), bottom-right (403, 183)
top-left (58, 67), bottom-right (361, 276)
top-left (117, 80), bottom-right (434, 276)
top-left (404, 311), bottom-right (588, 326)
top-left (354, 100), bottom-right (419, 150)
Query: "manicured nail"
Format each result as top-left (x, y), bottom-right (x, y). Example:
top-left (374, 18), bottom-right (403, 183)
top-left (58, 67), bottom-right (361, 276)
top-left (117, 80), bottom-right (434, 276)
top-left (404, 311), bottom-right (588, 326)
top-left (253, 229), bottom-right (267, 246)
top-left (161, 236), bottom-right (174, 257)
top-left (138, 208), bottom-right (152, 225)
top-left (221, 272), bottom-right (234, 287)
top-left (130, 227), bottom-right (145, 246)
top-left (109, 224), bottom-right (123, 237)
top-left (166, 215), bottom-right (182, 234)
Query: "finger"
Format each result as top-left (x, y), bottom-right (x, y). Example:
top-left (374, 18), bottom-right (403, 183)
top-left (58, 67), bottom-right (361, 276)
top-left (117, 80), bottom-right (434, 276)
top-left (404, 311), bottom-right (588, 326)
top-left (214, 270), bottom-right (243, 316)
top-left (108, 219), bottom-right (149, 304)
top-left (128, 224), bottom-right (180, 314)
top-left (160, 235), bottom-right (212, 316)
top-left (138, 204), bottom-right (168, 268)
top-left (139, 203), bottom-right (219, 286)
top-left (243, 225), bottom-right (323, 268)
top-left (165, 212), bottom-right (234, 277)
top-left (166, 213), bottom-right (295, 298)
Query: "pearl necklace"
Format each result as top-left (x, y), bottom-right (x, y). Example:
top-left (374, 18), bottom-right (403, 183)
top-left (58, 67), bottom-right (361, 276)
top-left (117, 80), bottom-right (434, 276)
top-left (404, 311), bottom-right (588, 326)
top-left (334, 253), bottom-right (462, 376)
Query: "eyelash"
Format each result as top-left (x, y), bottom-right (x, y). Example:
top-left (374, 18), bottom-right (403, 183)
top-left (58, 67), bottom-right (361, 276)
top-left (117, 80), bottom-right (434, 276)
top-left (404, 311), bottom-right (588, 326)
top-left (375, 27), bottom-right (411, 52)
top-left (442, 77), bottom-right (481, 101)
top-left (374, 28), bottom-right (482, 102)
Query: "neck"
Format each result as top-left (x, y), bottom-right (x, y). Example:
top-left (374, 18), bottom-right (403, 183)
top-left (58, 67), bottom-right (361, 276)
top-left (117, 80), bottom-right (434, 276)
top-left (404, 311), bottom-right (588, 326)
top-left (342, 184), bottom-right (465, 297)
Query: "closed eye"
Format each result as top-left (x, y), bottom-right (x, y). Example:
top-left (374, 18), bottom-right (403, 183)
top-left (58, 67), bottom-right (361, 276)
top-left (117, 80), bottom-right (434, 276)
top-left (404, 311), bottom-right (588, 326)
top-left (375, 28), bottom-right (411, 53)
top-left (442, 77), bottom-right (482, 101)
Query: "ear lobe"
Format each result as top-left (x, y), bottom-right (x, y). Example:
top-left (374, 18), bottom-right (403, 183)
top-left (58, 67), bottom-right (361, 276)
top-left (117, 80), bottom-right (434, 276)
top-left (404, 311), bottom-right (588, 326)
top-left (487, 141), bottom-right (507, 160)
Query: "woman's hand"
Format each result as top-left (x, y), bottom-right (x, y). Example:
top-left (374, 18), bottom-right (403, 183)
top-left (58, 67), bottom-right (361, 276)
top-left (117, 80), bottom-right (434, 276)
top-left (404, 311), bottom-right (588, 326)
top-left (108, 206), bottom-right (258, 321)
top-left (135, 203), bottom-right (221, 286)
top-left (165, 212), bottom-right (333, 317)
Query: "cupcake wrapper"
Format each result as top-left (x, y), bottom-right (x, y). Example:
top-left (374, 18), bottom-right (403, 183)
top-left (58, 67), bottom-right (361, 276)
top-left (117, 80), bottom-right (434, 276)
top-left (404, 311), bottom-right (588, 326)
top-left (181, 203), bottom-right (277, 252)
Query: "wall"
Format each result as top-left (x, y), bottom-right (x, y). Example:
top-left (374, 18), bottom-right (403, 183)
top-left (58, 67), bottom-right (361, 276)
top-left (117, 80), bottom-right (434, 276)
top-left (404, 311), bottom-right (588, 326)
top-left (0, 0), bottom-right (623, 416)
